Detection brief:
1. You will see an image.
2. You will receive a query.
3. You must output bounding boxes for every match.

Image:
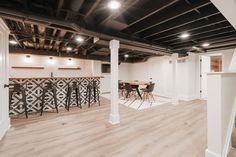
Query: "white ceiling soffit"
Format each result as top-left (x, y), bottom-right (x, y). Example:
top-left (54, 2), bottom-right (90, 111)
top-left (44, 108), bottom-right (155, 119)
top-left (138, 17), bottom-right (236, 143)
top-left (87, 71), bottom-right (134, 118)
top-left (210, 0), bottom-right (236, 29)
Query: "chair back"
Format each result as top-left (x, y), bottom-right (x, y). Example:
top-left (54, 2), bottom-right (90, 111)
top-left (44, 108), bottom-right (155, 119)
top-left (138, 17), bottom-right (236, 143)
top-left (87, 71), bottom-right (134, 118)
top-left (124, 83), bottom-right (133, 92)
top-left (118, 82), bottom-right (124, 90)
top-left (146, 83), bottom-right (155, 93)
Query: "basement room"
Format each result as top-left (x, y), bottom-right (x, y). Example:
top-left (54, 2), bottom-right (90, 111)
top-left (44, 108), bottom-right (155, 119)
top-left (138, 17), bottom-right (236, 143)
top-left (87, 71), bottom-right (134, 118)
top-left (0, 0), bottom-right (236, 157)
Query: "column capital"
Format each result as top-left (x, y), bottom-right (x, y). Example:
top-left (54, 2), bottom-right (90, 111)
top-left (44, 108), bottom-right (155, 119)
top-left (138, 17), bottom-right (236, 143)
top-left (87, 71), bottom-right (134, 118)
top-left (109, 40), bottom-right (120, 49)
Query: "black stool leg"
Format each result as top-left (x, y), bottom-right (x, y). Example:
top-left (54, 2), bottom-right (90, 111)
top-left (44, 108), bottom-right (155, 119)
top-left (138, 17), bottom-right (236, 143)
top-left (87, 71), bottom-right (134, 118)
top-left (93, 87), bottom-right (96, 103)
top-left (97, 88), bottom-right (100, 106)
top-left (22, 90), bottom-right (28, 118)
top-left (67, 88), bottom-right (71, 111)
top-left (53, 88), bottom-right (58, 113)
top-left (88, 87), bottom-right (91, 108)
top-left (65, 87), bottom-right (69, 110)
top-left (78, 87), bottom-right (82, 109)
top-left (9, 91), bottom-right (14, 111)
top-left (41, 89), bottom-right (46, 116)
top-left (75, 88), bottom-right (79, 108)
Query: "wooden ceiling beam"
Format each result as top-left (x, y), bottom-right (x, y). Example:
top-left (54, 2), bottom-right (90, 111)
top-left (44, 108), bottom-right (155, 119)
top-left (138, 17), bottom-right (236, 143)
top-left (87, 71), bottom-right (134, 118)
top-left (172, 34), bottom-right (236, 50)
top-left (96, 0), bottom-right (139, 26)
top-left (153, 22), bottom-right (231, 42)
top-left (120, 0), bottom-right (179, 27)
top-left (123, 0), bottom-right (210, 34)
top-left (165, 27), bottom-right (236, 45)
top-left (140, 5), bottom-right (219, 38)
top-left (170, 30), bottom-right (236, 47)
top-left (56, 0), bottom-right (64, 17)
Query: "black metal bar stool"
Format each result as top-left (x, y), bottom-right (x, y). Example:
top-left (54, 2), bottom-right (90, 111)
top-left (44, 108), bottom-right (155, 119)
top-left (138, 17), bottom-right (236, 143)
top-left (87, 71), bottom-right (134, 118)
top-left (8, 83), bottom-right (28, 118)
top-left (86, 80), bottom-right (100, 107)
top-left (65, 81), bottom-right (82, 111)
top-left (41, 82), bottom-right (58, 116)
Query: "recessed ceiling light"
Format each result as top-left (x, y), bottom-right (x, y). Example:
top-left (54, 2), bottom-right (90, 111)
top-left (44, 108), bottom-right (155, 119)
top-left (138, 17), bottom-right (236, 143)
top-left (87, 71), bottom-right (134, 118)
top-left (76, 36), bottom-right (84, 43)
top-left (108, 0), bottom-right (121, 10)
top-left (202, 43), bottom-right (210, 47)
top-left (9, 40), bottom-right (17, 45)
top-left (66, 47), bottom-right (72, 51)
top-left (179, 33), bottom-right (190, 39)
top-left (124, 54), bottom-right (129, 58)
top-left (192, 46), bottom-right (198, 49)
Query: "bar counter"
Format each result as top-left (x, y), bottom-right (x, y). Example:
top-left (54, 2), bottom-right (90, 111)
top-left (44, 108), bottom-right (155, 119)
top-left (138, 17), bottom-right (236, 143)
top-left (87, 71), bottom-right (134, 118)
top-left (9, 76), bottom-right (102, 116)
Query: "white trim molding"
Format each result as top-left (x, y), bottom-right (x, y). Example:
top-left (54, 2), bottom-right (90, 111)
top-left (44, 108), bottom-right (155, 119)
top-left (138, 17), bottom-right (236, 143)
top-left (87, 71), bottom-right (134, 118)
top-left (205, 149), bottom-right (221, 157)
top-left (222, 96), bottom-right (236, 157)
top-left (0, 118), bottom-right (10, 140)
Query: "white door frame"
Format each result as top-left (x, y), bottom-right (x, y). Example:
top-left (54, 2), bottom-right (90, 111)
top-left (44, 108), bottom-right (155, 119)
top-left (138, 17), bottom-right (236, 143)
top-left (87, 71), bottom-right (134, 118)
top-left (199, 53), bottom-right (223, 100)
top-left (0, 18), bottom-right (10, 140)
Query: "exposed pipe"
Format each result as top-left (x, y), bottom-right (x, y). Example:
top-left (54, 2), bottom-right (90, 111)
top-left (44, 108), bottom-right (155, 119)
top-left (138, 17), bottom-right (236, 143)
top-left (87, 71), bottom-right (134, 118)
top-left (0, 7), bottom-right (171, 56)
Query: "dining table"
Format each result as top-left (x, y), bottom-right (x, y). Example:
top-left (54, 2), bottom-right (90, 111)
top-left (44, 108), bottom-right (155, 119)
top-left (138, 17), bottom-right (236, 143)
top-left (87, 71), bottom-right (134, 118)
top-left (120, 80), bottom-right (149, 99)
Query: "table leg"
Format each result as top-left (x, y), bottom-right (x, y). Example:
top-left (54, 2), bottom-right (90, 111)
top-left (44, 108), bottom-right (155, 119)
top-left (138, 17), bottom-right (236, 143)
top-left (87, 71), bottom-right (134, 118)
top-left (136, 87), bottom-right (142, 100)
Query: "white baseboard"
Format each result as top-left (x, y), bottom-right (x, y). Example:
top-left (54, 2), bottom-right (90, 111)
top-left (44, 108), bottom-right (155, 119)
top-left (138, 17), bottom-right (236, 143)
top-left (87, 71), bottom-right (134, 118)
top-left (205, 149), bottom-right (221, 157)
top-left (0, 118), bottom-right (10, 140)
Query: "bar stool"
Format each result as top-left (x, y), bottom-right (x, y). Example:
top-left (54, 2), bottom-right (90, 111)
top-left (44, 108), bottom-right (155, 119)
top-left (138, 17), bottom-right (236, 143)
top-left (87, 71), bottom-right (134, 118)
top-left (9, 83), bottom-right (28, 118)
top-left (41, 82), bottom-right (58, 116)
top-left (85, 80), bottom-right (100, 107)
top-left (65, 81), bottom-right (82, 111)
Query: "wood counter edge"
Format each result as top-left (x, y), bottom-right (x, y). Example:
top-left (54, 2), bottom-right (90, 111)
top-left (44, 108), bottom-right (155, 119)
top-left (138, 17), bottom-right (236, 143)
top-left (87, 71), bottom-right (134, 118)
top-left (9, 76), bottom-right (104, 80)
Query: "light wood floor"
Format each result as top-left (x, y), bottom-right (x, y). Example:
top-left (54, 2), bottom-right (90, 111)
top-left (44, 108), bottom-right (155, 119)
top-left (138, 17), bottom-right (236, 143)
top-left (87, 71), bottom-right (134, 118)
top-left (0, 98), bottom-right (207, 157)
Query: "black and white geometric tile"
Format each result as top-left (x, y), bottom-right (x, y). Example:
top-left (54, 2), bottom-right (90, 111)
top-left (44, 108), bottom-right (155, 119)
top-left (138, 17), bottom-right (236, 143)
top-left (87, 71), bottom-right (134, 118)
top-left (9, 77), bottom-right (101, 116)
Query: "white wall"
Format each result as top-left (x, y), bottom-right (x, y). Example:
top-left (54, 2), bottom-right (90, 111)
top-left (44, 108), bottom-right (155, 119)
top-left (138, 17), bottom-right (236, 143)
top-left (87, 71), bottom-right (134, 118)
top-left (9, 54), bottom-right (93, 78)
top-left (126, 54), bottom-right (198, 100)
top-left (91, 60), bottom-right (130, 93)
top-left (9, 47), bottom-right (235, 99)
top-left (9, 54), bottom-right (132, 94)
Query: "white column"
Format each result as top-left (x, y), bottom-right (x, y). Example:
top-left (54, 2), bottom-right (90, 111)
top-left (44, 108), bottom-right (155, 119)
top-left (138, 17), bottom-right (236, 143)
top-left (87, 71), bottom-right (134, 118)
top-left (205, 73), bottom-right (236, 157)
top-left (172, 53), bottom-right (179, 105)
top-left (109, 40), bottom-right (120, 125)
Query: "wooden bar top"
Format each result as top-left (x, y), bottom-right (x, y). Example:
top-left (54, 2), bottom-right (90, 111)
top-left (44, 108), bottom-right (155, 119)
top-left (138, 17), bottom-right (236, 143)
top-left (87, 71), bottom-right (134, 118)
top-left (9, 76), bottom-right (104, 80)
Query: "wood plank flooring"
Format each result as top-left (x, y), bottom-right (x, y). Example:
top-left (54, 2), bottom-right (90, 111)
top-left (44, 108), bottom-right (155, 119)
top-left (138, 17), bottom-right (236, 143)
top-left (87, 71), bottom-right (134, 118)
top-left (0, 98), bottom-right (207, 157)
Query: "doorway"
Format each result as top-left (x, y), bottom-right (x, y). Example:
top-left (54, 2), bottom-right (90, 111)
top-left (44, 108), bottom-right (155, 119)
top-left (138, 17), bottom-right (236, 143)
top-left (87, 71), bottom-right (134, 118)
top-left (200, 54), bottom-right (222, 99)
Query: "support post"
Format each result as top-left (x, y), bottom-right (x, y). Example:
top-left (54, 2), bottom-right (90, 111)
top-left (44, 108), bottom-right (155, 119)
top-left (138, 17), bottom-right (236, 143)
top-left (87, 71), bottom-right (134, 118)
top-left (109, 40), bottom-right (120, 125)
top-left (172, 53), bottom-right (179, 105)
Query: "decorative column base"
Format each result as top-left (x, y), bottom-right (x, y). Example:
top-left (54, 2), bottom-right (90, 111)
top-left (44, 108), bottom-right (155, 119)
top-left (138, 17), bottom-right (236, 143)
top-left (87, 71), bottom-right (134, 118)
top-left (109, 113), bottom-right (120, 125)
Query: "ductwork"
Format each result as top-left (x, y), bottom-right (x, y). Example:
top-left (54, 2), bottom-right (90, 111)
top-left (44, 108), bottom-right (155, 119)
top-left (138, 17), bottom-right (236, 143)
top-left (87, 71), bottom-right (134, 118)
top-left (0, 7), bottom-right (171, 56)
top-left (69, 0), bottom-right (84, 12)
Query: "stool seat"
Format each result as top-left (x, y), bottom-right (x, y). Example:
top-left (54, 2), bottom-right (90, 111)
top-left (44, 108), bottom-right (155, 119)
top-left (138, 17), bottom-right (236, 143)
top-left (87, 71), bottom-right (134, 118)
top-left (41, 82), bottom-right (58, 116)
top-left (65, 81), bottom-right (82, 111)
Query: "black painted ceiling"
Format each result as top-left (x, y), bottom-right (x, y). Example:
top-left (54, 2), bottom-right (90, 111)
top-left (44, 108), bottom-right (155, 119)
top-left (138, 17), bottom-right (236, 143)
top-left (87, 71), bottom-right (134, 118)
top-left (0, 0), bottom-right (235, 62)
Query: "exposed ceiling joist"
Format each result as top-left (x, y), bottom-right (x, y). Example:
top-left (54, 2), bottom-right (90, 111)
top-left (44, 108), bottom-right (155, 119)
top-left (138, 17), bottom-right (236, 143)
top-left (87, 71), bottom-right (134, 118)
top-left (124, 0), bottom-right (211, 34)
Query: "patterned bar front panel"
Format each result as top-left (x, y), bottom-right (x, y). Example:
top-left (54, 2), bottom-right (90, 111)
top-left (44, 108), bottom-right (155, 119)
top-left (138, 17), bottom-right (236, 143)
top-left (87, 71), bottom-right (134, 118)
top-left (9, 77), bottom-right (101, 116)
